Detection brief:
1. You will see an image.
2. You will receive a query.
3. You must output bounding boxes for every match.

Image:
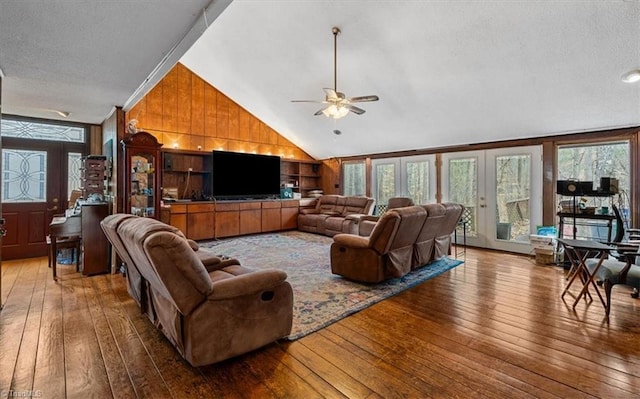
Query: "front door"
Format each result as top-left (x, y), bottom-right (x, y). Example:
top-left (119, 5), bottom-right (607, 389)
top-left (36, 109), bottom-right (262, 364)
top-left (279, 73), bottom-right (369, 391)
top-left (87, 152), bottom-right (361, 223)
top-left (441, 146), bottom-right (543, 254)
top-left (1, 118), bottom-right (86, 260)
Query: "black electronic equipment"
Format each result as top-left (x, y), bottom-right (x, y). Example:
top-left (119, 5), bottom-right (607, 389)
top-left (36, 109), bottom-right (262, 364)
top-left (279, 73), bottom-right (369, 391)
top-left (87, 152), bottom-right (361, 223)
top-left (211, 150), bottom-right (281, 200)
top-left (599, 177), bottom-right (619, 194)
top-left (557, 180), bottom-right (582, 196)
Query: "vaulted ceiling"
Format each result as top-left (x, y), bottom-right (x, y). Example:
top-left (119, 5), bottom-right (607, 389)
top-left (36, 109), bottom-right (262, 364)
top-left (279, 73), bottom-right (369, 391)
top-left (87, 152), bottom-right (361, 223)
top-left (2, 1), bottom-right (639, 160)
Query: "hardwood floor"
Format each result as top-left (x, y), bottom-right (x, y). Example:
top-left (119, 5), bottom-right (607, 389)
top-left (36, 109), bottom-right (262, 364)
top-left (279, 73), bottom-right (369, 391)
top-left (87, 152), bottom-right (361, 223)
top-left (1, 247), bottom-right (639, 398)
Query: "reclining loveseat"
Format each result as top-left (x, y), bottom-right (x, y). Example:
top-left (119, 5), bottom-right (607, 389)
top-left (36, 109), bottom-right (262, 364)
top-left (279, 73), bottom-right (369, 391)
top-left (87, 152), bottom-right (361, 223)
top-left (100, 214), bottom-right (293, 366)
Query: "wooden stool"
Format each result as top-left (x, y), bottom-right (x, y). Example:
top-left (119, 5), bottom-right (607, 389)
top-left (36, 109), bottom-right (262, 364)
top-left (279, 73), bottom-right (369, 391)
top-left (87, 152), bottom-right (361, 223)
top-left (47, 235), bottom-right (81, 280)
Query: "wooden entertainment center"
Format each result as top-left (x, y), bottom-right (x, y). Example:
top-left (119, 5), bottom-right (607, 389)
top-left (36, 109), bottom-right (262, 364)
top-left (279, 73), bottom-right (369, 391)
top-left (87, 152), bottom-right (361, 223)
top-left (156, 149), bottom-right (321, 240)
top-left (161, 199), bottom-right (302, 240)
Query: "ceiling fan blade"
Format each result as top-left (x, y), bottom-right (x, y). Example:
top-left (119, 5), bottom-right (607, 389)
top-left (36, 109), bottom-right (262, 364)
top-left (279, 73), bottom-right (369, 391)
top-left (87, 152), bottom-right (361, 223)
top-left (345, 104), bottom-right (366, 115)
top-left (323, 88), bottom-right (339, 100)
top-left (348, 95), bottom-right (379, 103)
top-left (313, 107), bottom-right (329, 116)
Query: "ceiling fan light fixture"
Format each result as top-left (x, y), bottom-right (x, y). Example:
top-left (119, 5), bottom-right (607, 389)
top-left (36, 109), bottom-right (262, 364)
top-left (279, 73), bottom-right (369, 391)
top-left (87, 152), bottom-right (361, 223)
top-left (322, 104), bottom-right (349, 119)
top-left (621, 69), bottom-right (640, 83)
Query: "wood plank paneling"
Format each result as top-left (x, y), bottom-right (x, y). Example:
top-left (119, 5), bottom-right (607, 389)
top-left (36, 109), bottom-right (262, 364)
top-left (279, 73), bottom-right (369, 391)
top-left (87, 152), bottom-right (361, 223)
top-left (191, 74), bottom-right (205, 135)
top-left (216, 92), bottom-right (229, 139)
top-left (176, 64), bottom-right (192, 134)
top-left (228, 101), bottom-right (240, 140)
top-left (146, 84), bottom-right (164, 131)
top-left (162, 67), bottom-right (178, 133)
top-left (125, 63), bottom-right (314, 161)
top-left (204, 84), bottom-right (217, 137)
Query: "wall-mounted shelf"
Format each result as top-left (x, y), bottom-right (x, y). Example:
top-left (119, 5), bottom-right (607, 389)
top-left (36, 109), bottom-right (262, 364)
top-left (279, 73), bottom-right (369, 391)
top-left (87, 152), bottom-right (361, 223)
top-left (281, 159), bottom-right (322, 197)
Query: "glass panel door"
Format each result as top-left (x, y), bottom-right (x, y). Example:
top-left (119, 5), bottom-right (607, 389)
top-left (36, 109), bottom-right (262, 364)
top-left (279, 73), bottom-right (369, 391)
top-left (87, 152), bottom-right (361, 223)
top-left (442, 146), bottom-right (542, 254)
top-left (372, 154), bottom-right (436, 214)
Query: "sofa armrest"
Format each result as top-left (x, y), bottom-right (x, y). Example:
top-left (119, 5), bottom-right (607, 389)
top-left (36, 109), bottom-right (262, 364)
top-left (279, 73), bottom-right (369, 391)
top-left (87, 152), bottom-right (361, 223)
top-left (332, 233), bottom-right (370, 249)
top-left (346, 214), bottom-right (379, 223)
top-left (207, 269), bottom-right (288, 300)
top-left (187, 239), bottom-right (200, 251)
top-left (321, 211), bottom-right (341, 216)
top-left (203, 256), bottom-right (241, 272)
top-left (299, 208), bottom-right (320, 215)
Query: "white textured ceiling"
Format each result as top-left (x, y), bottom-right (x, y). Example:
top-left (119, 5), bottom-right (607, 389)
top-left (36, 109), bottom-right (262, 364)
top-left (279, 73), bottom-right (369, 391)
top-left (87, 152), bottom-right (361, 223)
top-left (1, 1), bottom-right (639, 160)
top-left (181, 0), bottom-right (640, 159)
top-left (0, 0), bottom-right (230, 124)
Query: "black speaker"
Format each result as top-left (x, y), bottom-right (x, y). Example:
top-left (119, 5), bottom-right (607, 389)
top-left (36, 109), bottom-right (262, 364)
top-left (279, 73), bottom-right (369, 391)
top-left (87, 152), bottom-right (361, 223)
top-left (557, 180), bottom-right (582, 196)
top-left (599, 177), bottom-right (619, 194)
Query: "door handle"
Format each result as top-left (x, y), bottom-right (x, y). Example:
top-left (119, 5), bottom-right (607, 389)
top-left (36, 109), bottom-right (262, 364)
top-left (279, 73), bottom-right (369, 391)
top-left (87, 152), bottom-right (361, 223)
top-left (48, 197), bottom-right (59, 211)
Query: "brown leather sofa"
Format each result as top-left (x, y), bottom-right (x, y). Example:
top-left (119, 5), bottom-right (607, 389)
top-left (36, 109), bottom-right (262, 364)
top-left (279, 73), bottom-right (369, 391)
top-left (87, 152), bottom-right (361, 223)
top-left (330, 203), bottom-right (464, 283)
top-left (298, 194), bottom-right (375, 236)
top-left (100, 214), bottom-right (294, 366)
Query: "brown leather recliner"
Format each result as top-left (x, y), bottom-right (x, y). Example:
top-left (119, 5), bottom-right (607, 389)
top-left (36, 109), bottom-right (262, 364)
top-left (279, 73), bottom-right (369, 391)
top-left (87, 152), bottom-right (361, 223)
top-left (330, 206), bottom-right (427, 283)
top-left (358, 197), bottom-right (415, 237)
top-left (411, 202), bottom-right (463, 268)
top-left (101, 214), bottom-right (294, 366)
top-left (101, 214), bottom-right (229, 312)
top-left (432, 203), bottom-right (464, 260)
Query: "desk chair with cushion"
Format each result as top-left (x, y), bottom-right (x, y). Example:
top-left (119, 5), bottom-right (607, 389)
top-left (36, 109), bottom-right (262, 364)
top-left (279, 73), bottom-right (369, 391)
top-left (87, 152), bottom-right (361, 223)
top-left (585, 244), bottom-right (640, 316)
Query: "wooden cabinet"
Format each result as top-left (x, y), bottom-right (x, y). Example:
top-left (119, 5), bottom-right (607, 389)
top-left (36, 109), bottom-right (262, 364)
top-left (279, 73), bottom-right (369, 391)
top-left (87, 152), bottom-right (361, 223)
top-left (281, 200), bottom-right (299, 230)
top-left (187, 203), bottom-right (214, 240)
top-left (262, 201), bottom-right (281, 232)
top-left (81, 202), bottom-right (110, 275)
top-left (215, 202), bottom-right (240, 238)
top-left (121, 132), bottom-right (162, 218)
top-left (165, 199), bottom-right (300, 240)
top-left (162, 150), bottom-right (211, 200)
top-left (240, 202), bottom-right (262, 235)
top-left (165, 204), bottom-right (187, 233)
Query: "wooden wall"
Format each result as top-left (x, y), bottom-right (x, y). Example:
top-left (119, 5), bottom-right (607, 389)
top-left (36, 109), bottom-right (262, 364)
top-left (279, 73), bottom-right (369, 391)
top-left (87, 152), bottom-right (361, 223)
top-left (126, 63), bottom-right (313, 161)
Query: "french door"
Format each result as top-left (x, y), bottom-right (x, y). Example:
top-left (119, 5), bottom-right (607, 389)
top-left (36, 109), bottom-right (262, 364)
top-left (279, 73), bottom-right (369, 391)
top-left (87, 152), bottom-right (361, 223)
top-left (441, 146), bottom-right (542, 254)
top-left (371, 154), bottom-right (436, 213)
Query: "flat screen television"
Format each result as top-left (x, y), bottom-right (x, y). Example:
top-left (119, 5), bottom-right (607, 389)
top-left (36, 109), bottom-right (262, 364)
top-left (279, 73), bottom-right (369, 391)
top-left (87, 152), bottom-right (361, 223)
top-left (211, 151), bottom-right (281, 200)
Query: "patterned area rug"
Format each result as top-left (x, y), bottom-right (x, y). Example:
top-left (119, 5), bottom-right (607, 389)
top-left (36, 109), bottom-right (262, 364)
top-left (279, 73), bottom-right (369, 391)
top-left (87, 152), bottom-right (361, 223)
top-left (199, 231), bottom-right (463, 340)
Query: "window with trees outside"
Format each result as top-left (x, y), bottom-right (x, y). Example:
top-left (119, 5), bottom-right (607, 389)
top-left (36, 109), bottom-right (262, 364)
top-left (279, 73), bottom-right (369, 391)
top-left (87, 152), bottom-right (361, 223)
top-left (557, 141), bottom-right (630, 237)
top-left (342, 161), bottom-right (366, 196)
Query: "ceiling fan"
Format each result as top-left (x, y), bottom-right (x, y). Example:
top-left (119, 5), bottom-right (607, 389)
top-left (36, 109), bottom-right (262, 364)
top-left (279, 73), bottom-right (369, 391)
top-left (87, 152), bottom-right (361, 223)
top-left (292, 26), bottom-right (379, 119)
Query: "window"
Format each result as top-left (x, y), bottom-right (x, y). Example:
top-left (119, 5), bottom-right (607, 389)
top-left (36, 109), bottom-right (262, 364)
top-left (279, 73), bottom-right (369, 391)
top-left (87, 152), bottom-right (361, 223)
top-left (557, 141), bottom-right (630, 208)
top-left (2, 149), bottom-right (47, 202)
top-left (557, 141), bottom-right (631, 238)
top-left (343, 161), bottom-right (366, 196)
top-left (1, 119), bottom-right (85, 142)
top-left (68, 152), bottom-right (83, 200)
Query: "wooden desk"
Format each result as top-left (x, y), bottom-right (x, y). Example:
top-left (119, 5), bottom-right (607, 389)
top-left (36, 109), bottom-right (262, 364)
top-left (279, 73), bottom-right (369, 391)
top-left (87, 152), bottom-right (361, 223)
top-left (49, 203), bottom-right (110, 278)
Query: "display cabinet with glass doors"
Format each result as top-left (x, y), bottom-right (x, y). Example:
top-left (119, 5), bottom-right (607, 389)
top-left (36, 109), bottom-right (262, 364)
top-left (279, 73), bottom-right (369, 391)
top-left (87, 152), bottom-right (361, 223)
top-left (121, 131), bottom-right (162, 218)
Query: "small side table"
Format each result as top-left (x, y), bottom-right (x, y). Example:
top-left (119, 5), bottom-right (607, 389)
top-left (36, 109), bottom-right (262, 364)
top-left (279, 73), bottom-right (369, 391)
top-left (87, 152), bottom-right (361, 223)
top-left (557, 238), bottom-right (614, 310)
